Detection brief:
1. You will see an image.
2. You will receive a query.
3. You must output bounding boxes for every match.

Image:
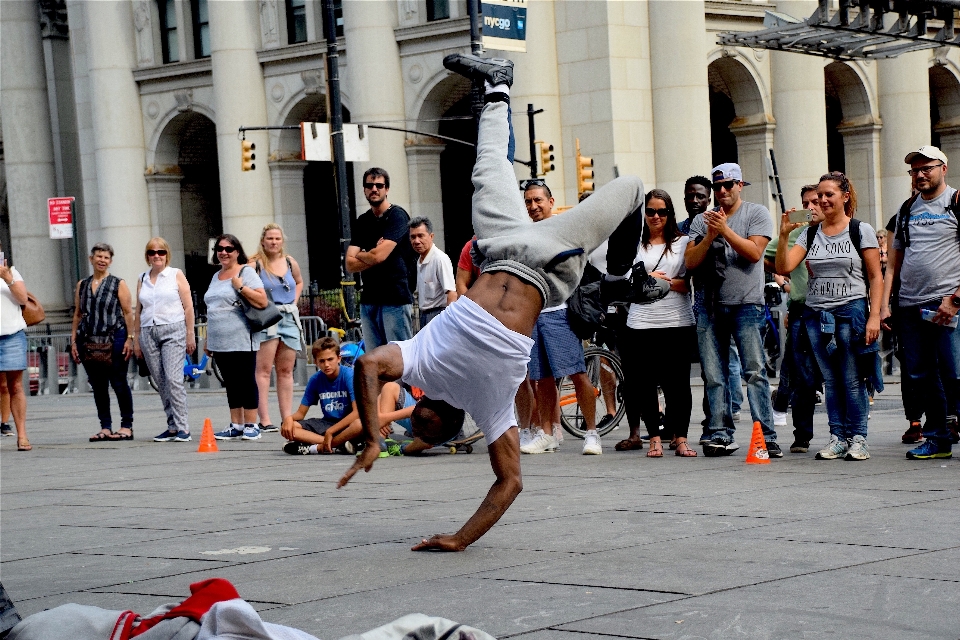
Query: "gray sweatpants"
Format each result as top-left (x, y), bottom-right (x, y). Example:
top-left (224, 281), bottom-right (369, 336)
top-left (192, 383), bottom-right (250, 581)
top-left (140, 323), bottom-right (189, 432)
top-left (472, 101), bottom-right (645, 308)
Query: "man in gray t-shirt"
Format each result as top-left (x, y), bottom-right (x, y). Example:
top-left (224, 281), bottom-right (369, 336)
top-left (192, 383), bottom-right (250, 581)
top-left (881, 146), bottom-right (960, 459)
top-left (686, 163), bottom-right (779, 456)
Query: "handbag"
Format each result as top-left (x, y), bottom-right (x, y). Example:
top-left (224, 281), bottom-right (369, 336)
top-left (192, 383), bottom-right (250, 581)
top-left (21, 292), bottom-right (45, 326)
top-left (80, 335), bottom-right (114, 366)
top-left (238, 266), bottom-right (282, 332)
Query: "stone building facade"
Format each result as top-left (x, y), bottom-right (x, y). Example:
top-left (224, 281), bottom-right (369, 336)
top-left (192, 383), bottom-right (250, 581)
top-left (0, 0), bottom-right (955, 315)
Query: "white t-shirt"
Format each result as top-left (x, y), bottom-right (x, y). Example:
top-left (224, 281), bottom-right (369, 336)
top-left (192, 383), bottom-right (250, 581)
top-left (416, 245), bottom-right (456, 312)
top-left (627, 237), bottom-right (694, 329)
top-left (0, 267), bottom-right (27, 336)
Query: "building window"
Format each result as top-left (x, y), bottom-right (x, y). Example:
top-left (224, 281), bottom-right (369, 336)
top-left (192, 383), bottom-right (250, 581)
top-left (158, 0), bottom-right (179, 63)
top-left (286, 0), bottom-right (307, 43)
top-left (427, 0), bottom-right (450, 21)
top-left (192, 0), bottom-right (210, 58)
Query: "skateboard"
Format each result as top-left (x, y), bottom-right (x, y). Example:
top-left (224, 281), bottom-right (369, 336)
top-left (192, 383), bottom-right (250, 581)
top-left (446, 431), bottom-right (484, 454)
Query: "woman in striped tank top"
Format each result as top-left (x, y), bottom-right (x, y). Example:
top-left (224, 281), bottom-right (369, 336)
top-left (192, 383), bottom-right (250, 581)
top-left (70, 243), bottom-right (136, 441)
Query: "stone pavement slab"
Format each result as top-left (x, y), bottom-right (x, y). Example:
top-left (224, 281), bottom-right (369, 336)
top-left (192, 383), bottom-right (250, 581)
top-left (2, 386), bottom-right (958, 639)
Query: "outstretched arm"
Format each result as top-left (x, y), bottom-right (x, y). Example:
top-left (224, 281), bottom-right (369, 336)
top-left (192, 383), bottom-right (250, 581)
top-left (412, 427), bottom-right (522, 551)
top-left (337, 345), bottom-right (404, 488)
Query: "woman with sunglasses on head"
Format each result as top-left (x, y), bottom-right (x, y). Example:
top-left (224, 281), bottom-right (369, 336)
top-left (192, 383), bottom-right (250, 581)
top-left (0, 243), bottom-right (32, 450)
top-left (617, 189), bottom-right (697, 458)
top-left (70, 243), bottom-right (136, 442)
top-left (134, 238), bottom-right (195, 442)
top-left (248, 223), bottom-right (304, 434)
top-left (776, 172), bottom-right (883, 461)
top-left (204, 234), bottom-right (269, 441)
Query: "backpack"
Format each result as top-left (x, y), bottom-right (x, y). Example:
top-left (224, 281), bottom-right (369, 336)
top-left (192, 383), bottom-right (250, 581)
top-left (566, 262), bottom-right (605, 340)
top-left (893, 188), bottom-right (960, 248)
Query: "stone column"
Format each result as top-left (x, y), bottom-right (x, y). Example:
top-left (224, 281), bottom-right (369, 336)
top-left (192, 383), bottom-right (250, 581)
top-left (648, 0), bottom-right (712, 200)
top-left (145, 172), bottom-right (186, 270)
top-left (0, 0), bottom-right (67, 310)
top-left (730, 120), bottom-right (777, 215)
top-left (208, 0), bottom-right (275, 249)
top-left (771, 0), bottom-right (829, 211)
top-left (878, 50), bottom-right (932, 220)
top-left (341, 0), bottom-right (411, 214)
top-left (405, 144), bottom-right (445, 249)
top-left (269, 160), bottom-right (310, 284)
top-left (839, 122), bottom-right (883, 227)
top-left (83, 0), bottom-right (153, 284)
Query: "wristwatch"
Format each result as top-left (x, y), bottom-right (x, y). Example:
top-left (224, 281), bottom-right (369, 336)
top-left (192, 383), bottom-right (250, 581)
top-left (951, 295), bottom-right (960, 308)
top-left (237, 286), bottom-right (244, 294)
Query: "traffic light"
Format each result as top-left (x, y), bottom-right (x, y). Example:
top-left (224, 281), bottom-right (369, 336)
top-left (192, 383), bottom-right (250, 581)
top-left (575, 138), bottom-right (593, 197)
top-left (536, 140), bottom-right (554, 176)
top-left (241, 139), bottom-right (256, 171)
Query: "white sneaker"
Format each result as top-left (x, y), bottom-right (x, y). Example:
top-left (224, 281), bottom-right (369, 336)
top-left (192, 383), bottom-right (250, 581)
top-left (520, 432), bottom-right (558, 454)
top-left (582, 430), bottom-right (602, 455)
top-left (773, 410), bottom-right (788, 427)
top-left (845, 435), bottom-right (870, 461)
top-left (519, 428), bottom-right (533, 448)
top-left (552, 423), bottom-right (564, 444)
top-left (732, 411), bottom-right (742, 423)
top-left (815, 434), bottom-right (849, 460)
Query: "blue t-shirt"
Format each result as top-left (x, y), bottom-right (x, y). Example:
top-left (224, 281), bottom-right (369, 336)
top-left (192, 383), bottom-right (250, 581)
top-left (301, 366), bottom-right (355, 422)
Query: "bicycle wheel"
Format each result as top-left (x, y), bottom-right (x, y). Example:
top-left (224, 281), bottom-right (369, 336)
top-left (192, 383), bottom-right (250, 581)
top-left (558, 346), bottom-right (626, 439)
top-left (148, 375), bottom-right (160, 393)
top-left (210, 357), bottom-right (224, 385)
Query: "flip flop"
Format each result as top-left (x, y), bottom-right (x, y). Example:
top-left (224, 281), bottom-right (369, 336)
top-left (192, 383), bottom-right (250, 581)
top-left (17, 439), bottom-right (32, 452)
top-left (615, 438), bottom-right (643, 451)
top-left (107, 431), bottom-right (134, 441)
top-left (89, 431), bottom-right (114, 442)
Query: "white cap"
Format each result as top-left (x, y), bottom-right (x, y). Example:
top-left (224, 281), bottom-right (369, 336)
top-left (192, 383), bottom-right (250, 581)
top-left (904, 145), bottom-right (948, 165)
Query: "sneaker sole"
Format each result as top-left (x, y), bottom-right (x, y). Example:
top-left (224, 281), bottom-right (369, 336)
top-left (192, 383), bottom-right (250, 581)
top-left (789, 445), bottom-right (810, 453)
top-left (906, 451), bottom-right (952, 460)
top-left (520, 447), bottom-right (558, 454)
top-left (173, 437), bottom-right (192, 442)
top-left (844, 453), bottom-right (870, 460)
top-left (703, 445), bottom-right (738, 457)
top-left (582, 448), bottom-right (602, 455)
top-left (214, 435), bottom-right (243, 440)
top-left (241, 434), bottom-right (262, 441)
top-left (815, 452), bottom-right (846, 460)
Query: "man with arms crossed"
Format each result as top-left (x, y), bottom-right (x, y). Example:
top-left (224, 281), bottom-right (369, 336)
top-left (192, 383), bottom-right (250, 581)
top-left (337, 54), bottom-right (666, 551)
top-left (882, 146), bottom-right (960, 460)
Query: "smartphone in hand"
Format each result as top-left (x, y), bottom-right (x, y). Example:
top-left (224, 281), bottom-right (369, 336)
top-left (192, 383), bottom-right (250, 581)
top-left (788, 209), bottom-right (812, 224)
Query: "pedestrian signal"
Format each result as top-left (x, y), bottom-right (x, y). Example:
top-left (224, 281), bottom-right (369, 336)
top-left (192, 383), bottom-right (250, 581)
top-left (241, 140), bottom-right (256, 172)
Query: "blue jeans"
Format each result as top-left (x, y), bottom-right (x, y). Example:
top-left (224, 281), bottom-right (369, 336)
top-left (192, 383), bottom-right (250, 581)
top-left (361, 304), bottom-right (413, 350)
top-left (728, 342), bottom-right (743, 414)
top-left (803, 300), bottom-right (870, 439)
top-left (899, 303), bottom-right (960, 444)
top-left (773, 304), bottom-right (817, 443)
top-left (697, 305), bottom-right (776, 443)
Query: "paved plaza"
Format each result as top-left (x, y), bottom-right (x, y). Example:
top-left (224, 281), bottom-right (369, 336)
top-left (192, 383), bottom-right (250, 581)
top-left (1, 381), bottom-right (958, 639)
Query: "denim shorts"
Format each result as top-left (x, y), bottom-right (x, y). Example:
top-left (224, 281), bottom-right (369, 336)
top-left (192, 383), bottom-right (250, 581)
top-left (258, 310), bottom-right (302, 351)
top-left (0, 330), bottom-right (27, 371)
top-left (529, 309), bottom-right (586, 381)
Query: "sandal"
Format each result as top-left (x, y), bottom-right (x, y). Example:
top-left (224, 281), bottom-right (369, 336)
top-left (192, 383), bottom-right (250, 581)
top-left (17, 439), bottom-right (32, 452)
top-left (89, 430), bottom-right (114, 442)
top-left (668, 437), bottom-right (680, 450)
top-left (108, 428), bottom-right (134, 441)
top-left (675, 440), bottom-right (697, 457)
top-left (646, 441), bottom-right (663, 458)
top-left (615, 438), bottom-right (644, 451)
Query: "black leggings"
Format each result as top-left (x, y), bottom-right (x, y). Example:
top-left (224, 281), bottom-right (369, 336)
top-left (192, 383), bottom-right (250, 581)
top-left (213, 351), bottom-right (259, 410)
top-left (620, 325), bottom-right (695, 439)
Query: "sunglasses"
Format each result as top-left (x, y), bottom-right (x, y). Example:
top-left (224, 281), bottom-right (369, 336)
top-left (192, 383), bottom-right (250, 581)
top-left (712, 180), bottom-right (738, 192)
top-left (645, 208), bottom-right (669, 218)
top-left (907, 163), bottom-right (944, 177)
top-left (146, 249), bottom-right (168, 257)
top-left (363, 182), bottom-right (387, 190)
top-left (519, 179), bottom-right (548, 191)
top-left (215, 245), bottom-right (237, 254)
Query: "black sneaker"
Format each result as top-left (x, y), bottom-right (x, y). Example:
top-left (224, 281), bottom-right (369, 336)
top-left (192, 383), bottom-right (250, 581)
top-left (703, 437), bottom-right (739, 457)
top-left (789, 440), bottom-right (810, 453)
top-left (596, 414), bottom-right (615, 432)
top-left (259, 423), bottom-right (279, 434)
top-left (0, 423), bottom-right (13, 437)
top-left (283, 441), bottom-right (311, 455)
top-left (947, 416), bottom-right (959, 445)
top-left (766, 441), bottom-right (783, 458)
top-left (901, 421), bottom-right (923, 444)
top-left (442, 53), bottom-right (514, 87)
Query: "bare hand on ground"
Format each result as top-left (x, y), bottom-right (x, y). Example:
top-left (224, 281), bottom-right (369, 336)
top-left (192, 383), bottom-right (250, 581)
top-left (338, 443), bottom-right (380, 488)
top-left (412, 534), bottom-right (465, 552)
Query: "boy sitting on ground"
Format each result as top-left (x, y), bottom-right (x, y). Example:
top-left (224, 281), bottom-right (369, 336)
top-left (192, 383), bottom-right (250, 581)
top-left (282, 337), bottom-right (370, 455)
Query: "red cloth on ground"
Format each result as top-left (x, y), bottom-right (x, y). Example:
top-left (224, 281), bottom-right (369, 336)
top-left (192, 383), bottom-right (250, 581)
top-left (127, 578), bottom-right (240, 638)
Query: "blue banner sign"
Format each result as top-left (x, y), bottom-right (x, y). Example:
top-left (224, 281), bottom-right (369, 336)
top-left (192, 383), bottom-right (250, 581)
top-left (481, 0), bottom-right (527, 53)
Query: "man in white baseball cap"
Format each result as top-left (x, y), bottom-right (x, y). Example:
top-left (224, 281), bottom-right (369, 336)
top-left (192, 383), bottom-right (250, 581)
top-left (882, 145), bottom-right (960, 460)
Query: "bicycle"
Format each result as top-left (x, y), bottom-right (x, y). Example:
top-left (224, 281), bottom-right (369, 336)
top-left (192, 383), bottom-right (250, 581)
top-left (148, 351), bottom-right (222, 392)
top-left (556, 344), bottom-right (626, 439)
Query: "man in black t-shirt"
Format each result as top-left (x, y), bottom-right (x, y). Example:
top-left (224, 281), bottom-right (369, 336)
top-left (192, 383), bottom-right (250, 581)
top-left (346, 168), bottom-right (417, 350)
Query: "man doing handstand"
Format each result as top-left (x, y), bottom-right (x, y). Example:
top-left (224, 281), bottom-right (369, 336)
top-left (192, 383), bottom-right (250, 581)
top-left (337, 54), bottom-right (666, 551)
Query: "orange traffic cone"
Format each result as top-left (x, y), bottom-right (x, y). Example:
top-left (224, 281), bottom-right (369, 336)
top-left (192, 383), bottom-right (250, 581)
top-left (745, 421), bottom-right (770, 465)
top-left (197, 418), bottom-right (218, 453)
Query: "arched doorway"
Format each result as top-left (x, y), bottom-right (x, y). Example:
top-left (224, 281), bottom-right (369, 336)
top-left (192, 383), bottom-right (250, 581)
top-left (148, 111), bottom-right (222, 301)
top-left (272, 94), bottom-right (355, 290)
top-left (929, 64), bottom-right (960, 164)
top-left (824, 62), bottom-right (880, 223)
top-left (438, 94), bottom-right (477, 254)
top-left (708, 55), bottom-right (773, 209)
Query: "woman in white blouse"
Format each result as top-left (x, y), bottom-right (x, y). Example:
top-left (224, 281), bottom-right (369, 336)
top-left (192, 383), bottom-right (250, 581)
top-left (133, 238), bottom-right (196, 443)
top-left (0, 244), bottom-right (31, 451)
top-left (617, 189), bottom-right (697, 458)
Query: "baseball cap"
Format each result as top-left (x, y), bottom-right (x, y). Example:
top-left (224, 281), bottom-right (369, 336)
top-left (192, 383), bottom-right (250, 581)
top-left (904, 145), bottom-right (948, 165)
top-left (711, 163), bottom-right (751, 186)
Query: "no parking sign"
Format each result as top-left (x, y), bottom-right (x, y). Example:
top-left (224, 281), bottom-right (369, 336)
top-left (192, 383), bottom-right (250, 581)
top-left (481, 0), bottom-right (527, 53)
